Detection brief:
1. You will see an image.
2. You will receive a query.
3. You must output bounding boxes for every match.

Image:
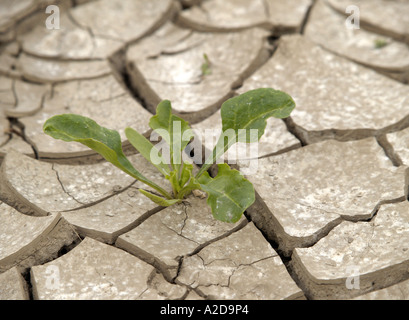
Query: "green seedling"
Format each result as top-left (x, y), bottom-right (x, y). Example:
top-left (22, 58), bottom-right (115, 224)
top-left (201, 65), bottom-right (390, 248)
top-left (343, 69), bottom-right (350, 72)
top-left (374, 38), bottom-right (388, 49)
top-left (43, 88), bottom-right (295, 223)
top-left (201, 53), bottom-right (212, 76)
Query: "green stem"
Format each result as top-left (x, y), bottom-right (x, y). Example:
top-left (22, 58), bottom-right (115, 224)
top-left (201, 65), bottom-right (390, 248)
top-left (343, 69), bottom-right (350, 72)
top-left (145, 180), bottom-right (173, 200)
top-left (178, 161), bottom-right (184, 181)
top-left (170, 179), bottom-right (180, 198)
top-left (195, 134), bottom-right (236, 179)
top-left (129, 173), bottom-right (173, 200)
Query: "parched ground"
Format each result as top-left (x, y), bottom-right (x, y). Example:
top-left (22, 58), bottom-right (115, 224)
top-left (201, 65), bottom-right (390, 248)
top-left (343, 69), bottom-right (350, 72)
top-left (1, 0), bottom-right (409, 300)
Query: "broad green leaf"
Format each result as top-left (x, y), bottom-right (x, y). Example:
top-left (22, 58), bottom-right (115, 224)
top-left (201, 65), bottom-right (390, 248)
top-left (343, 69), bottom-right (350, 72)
top-left (198, 163), bottom-right (255, 223)
top-left (139, 189), bottom-right (181, 207)
top-left (149, 100), bottom-right (193, 171)
top-left (43, 114), bottom-right (172, 199)
top-left (125, 127), bottom-right (170, 177)
top-left (196, 88), bottom-right (295, 178)
top-left (43, 114), bottom-right (139, 177)
top-left (221, 88), bottom-right (295, 142)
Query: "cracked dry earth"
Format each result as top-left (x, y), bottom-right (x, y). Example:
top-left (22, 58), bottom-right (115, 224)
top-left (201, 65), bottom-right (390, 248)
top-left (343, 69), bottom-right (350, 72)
top-left (1, 0), bottom-right (409, 301)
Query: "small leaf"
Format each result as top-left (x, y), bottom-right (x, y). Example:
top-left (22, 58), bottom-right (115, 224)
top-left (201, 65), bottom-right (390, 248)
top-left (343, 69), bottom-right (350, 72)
top-left (175, 162), bottom-right (201, 199)
top-left (178, 173), bottom-right (202, 200)
top-left (43, 114), bottom-right (172, 199)
top-left (180, 162), bottom-right (194, 188)
top-left (201, 53), bottom-right (212, 76)
top-left (149, 100), bottom-right (193, 170)
top-left (139, 189), bottom-right (181, 207)
top-left (198, 163), bottom-right (255, 223)
top-left (374, 38), bottom-right (388, 49)
top-left (166, 170), bottom-right (181, 195)
top-left (125, 127), bottom-right (170, 177)
top-left (178, 178), bottom-right (202, 200)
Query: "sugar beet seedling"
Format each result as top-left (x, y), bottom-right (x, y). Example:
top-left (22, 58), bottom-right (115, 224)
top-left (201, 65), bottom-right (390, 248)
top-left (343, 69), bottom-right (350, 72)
top-left (43, 88), bottom-right (295, 223)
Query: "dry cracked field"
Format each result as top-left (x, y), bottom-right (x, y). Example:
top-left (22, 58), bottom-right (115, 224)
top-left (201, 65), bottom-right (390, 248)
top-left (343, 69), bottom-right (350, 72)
top-left (1, 0), bottom-right (409, 301)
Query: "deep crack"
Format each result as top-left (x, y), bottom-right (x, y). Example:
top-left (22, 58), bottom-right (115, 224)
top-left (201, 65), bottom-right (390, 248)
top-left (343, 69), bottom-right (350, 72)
top-left (7, 117), bottom-right (39, 159)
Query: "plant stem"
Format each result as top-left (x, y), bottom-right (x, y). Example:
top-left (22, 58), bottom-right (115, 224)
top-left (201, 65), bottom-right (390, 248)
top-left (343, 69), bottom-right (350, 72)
top-left (195, 134), bottom-right (236, 179)
top-left (131, 174), bottom-right (173, 200)
top-left (178, 161), bottom-right (185, 181)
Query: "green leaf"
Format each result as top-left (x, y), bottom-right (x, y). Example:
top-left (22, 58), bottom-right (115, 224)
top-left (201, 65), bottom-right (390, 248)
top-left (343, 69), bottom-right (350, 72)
top-left (166, 170), bottom-right (181, 196)
top-left (198, 163), bottom-right (255, 223)
top-left (180, 162), bottom-right (194, 188)
top-left (177, 163), bottom-right (202, 199)
top-left (43, 114), bottom-right (172, 199)
top-left (139, 189), bottom-right (181, 207)
top-left (374, 38), bottom-right (388, 49)
top-left (178, 177), bottom-right (202, 200)
top-left (125, 127), bottom-right (170, 177)
top-left (196, 88), bottom-right (295, 178)
top-left (201, 53), bottom-right (212, 76)
top-left (149, 100), bottom-right (193, 171)
top-left (221, 88), bottom-right (295, 142)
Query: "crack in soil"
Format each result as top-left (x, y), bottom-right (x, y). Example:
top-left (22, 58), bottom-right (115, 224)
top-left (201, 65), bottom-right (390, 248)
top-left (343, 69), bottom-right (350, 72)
top-left (7, 117), bottom-right (39, 159)
top-left (376, 134), bottom-right (404, 167)
top-left (57, 180), bottom-right (140, 213)
top-left (51, 163), bottom-right (86, 206)
top-left (299, 0), bottom-right (317, 35)
top-left (284, 112), bottom-right (409, 147)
